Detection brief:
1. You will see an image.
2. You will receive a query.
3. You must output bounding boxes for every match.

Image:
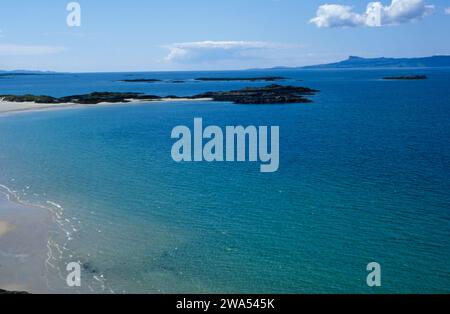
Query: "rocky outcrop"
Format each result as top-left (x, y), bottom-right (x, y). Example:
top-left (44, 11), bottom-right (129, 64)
top-left (1, 84), bottom-right (319, 105)
top-left (0, 289), bottom-right (30, 294)
top-left (192, 84), bottom-right (318, 104)
top-left (119, 79), bottom-right (162, 83)
top-left (383, 75), bottom-right (427, 80)
top-left (195, 76), bottom-right (286, 82)
top-left (1, 92), bottom-right (161, 104)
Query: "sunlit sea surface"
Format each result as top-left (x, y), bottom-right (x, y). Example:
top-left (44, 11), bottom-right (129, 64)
top-left (0, 69), bottom-right (449, 293)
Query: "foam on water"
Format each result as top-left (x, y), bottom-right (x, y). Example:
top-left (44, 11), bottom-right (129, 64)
top-left (0, 183), bottom-right (113, 293)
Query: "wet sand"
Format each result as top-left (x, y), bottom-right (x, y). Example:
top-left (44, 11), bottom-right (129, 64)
top-left (0, 193), bottom-right (51, 293)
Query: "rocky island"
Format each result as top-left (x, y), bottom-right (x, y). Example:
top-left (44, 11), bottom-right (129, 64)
top-left (0, 84), bottom-right (319, 108)
top-left (195, 76), bottom-right (286, 82)
top-left (0, 92), bottom-right (162, 104)
top-left (118, 79), bottom-right (162, 83)
top-left (192, 84), bottom-right (318, 104)
top-left (383, 75), bottom-right (427, 80)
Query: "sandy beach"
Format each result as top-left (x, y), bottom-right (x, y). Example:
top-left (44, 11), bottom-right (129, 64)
top-left (0, 191), bottom-right (51, 293)
top-left (0, 98), bottom-right (212, 115)
top-left (0, 96), bottom-right (213, 294)
top-left (0, 100), bottom-right (77, 114)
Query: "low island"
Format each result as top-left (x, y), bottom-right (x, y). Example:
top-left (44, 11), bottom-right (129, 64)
top-left (0, 85), bottom-right (319, 111)
top-left (118, 79), bottom-right (162, 83)
top-left (0, 92), bottom-right (162, 104)
top-left (195, 76), bottom-right (286, 82)
top-left (192, 84), bottom-right (318, 104)
top-left (118, 77), bottom-right (287, 83)
top-left (383, 75), bottom-right (427, 80)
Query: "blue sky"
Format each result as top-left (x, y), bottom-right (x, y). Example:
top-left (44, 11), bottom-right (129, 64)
top-left (0, 0), bottom-right (449, 72)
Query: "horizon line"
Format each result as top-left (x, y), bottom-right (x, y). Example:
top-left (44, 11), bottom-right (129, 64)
top-left (2, 54), bottom-right (450, 74)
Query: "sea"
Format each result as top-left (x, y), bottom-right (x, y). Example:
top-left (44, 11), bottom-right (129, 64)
top-left (0, 68), bottom-right (449, 293)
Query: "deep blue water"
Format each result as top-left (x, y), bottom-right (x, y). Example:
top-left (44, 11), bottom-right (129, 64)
top-left (0, 69), bottom-right (449, 293)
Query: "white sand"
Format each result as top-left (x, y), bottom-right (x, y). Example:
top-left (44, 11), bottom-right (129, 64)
top-left (0, 100), bottom-right (74, 113)
top-left (0, 98), bottom-right (212, 115)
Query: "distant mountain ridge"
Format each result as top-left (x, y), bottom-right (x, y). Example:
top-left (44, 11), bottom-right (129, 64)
top-left (3, 55), bottom-right (450, 73)
top-left (0, 70), bottom-right (57, 74)
top-left (270, 55), bottom-right (450, 70)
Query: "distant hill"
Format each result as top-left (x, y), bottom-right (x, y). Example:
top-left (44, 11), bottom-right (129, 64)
top-left (297, 55), bottom-right (450, 69)
top-left (264, 56), bottom-right (450, 70)
top-left (0, 70), bottom-right (57, 75)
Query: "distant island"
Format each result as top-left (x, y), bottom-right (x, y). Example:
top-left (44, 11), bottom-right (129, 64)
top-left (267, 55), bottom-right (450, 70)
top-left (192, 84), bottom-right (317, 104)
top-left (0, 72), bottom-right (54, 78)
top-left (0, 73), bottom-right (43, 77)
top-left (119, 79), bottom-right (162, 83)
top-left (118, 77), bottom-right (287, 83)
top-left (0, 70), bottom-right (58, 76)
top-left (1, 85), bottom-right (318, 105)
top-left (195, 76), bottom-right (286, 82)
top-left (383, 75), bottom-right (427, 80)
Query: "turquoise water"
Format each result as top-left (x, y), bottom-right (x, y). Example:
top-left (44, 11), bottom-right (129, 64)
top-left (0, 69), bottom-right (449, 293)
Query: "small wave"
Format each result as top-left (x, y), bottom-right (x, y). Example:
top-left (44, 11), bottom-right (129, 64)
top-left (0, 183), bottom-right (20, 202)
top-left (46, 200), bottom-right (63, 210)
top-left (1, 181), bottom-right (114, 293)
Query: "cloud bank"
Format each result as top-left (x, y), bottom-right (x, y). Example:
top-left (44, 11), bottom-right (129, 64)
top-left (445, 7), bottom-right (450, 15)
top-left (310, 0), bottom-right (435, 28)
top-left (162, 40), bottom-right (307, 69)
top-left (163, 41), bottom-right (280, 63)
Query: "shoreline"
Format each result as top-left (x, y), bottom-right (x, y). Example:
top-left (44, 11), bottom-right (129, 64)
top-left (0, 84), bottom-right (319, 112)
top-left (0, 183), bottom-right (115, 294)
top-left (0, 187), bottom-right (51, 293)
top-left (0, 96), bottom-right (213, 293)
top-left (0, 97), bottom-right (213, 116)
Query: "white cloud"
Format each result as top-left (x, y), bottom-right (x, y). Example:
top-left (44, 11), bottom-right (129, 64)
top-left (0, 44), bottom-right (66, 56)
top-left (309, 4), bottom-right (365, 27)
top-left (162, 40), bottom-right (309, 69)
top-left (445, 7), bottom-right (450, 15)
top-left (310, 0), bottom-right (435, 28)
top-left (163, 41), bottom-right (278, 62)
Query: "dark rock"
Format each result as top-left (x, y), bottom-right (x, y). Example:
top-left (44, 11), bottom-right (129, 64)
top-left (81, 261), bottom-right (99, 274)
top-left (192, 84), bottom-right (318, 104)
top-left (0, 94), bottom-right (59, 103)
top-left (1, 92), bottom-right (162, 105)
top-left (0, 289), bottom-right (30, 294)
top-left (383, 75), bottom-right (427, 80)
top-left (58, 92), bottom-right (162, 104)
top-left (195, 76), bottom-right (286, 82)
top-left (119, 79), bottom-right (162, 83)
top-left (2, 84), bottom-right (319, 105)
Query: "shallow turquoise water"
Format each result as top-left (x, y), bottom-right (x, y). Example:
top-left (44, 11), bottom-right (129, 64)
top-left (0, 69), bottom-right (449, 293)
